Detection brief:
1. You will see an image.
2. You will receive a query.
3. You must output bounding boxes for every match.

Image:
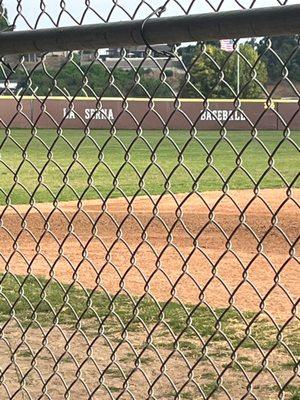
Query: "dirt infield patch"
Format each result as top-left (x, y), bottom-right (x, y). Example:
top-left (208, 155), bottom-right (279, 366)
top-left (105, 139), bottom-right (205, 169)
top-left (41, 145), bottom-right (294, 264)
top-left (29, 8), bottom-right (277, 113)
top-left (0, 188), bottom-right (299, 399)
top-left (0, 188), bottom-right (299, 320)
top-left (0, 317), bottom-right (299, 400)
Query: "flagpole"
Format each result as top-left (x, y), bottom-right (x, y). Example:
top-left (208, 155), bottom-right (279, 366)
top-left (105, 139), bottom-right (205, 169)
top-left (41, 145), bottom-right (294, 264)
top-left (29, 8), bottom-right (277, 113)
top-left (220, 39), bottom-right (240, 94)
top-left (237, 41), bottom-right (240, 95)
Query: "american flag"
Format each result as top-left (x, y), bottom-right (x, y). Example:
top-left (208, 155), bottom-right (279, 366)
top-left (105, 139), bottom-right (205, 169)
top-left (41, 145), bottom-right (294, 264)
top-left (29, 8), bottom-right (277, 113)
top-left (220, 39), bottom-right (234, 52)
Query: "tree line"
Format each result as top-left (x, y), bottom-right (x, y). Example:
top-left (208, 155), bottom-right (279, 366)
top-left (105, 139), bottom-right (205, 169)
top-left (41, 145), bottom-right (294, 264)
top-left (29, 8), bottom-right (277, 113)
top-left (1, 7), bottom-right (299, 99)
top-left (0, 5), bottom-right (9, 30)
top-left (178, 36), bottom-right (300, 98)
top-left (12, 60), bottom-right (175, 98)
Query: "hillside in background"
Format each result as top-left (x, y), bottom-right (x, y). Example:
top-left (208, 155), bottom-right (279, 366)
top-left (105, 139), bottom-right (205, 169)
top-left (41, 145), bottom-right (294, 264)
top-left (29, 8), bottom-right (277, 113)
top-left (266, 81), bottom-right (300, 99)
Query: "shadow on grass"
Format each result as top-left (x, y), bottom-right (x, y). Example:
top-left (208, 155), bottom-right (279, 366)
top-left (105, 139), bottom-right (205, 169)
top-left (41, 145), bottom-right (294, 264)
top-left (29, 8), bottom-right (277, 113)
top-left (0, 272), bottom-right (299, 349)
top-left (0, 272), bottom-right (299, 399)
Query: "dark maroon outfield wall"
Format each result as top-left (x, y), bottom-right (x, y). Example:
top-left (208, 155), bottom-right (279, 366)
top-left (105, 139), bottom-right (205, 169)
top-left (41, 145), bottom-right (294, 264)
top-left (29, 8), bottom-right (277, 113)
top-left (0, 97), bottom-right (299, 131)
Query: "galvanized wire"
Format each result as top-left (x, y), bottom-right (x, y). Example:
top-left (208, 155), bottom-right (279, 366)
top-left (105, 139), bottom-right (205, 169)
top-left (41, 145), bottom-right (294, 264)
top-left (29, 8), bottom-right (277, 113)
top-left (0, 1), bottom-right (299, 399)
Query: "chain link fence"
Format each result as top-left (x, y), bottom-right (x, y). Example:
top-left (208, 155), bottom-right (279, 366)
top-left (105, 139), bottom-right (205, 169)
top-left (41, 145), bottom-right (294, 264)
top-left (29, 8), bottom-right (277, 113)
top-left (0, 1), bottom-right (299, 399)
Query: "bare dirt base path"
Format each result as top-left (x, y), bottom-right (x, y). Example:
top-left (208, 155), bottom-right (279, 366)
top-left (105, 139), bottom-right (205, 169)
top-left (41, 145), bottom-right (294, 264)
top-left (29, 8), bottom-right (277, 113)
top-left (0, 188), bottom-right (299, 320)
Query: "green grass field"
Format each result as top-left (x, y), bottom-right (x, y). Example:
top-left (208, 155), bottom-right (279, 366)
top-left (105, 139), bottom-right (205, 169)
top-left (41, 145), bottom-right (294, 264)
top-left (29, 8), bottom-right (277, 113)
top-left (0, 273), bottom-right (299, 398)
top-left (0, 129), bottom-right (299, 397)
top-left (0, 129), bottom-right (299, 204)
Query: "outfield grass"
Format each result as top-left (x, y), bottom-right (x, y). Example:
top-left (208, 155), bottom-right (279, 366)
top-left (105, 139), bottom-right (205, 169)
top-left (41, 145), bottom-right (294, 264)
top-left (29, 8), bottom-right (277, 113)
top-left (0, 129), bottom-right (298, 204)
top-left (0, 273), bottom-right (299, 359)
top-left (0, 273), bottom-right (299, 398)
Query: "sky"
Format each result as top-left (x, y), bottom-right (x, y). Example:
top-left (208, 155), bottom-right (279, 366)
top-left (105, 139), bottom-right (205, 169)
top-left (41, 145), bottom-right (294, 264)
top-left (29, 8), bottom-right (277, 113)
top-left (3, 0), bottom-right (299, 31)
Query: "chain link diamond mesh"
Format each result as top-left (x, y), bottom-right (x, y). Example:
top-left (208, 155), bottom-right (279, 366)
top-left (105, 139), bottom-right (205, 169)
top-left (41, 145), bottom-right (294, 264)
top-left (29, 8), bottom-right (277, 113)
top-left (0, 1), bottom-right (299, 399)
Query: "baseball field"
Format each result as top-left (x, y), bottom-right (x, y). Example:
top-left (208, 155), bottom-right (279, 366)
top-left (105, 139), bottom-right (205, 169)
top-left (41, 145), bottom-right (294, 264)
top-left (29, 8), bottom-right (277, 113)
top-left (0, 128), bottom-right (299, 399)
top-left (0, 129), bottom-right (298, 204)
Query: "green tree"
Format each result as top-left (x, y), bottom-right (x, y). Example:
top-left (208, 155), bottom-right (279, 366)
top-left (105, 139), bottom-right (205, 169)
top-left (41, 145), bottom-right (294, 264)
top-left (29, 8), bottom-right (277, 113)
top-left (255, 36), bottom-right (300, 82)
top-left (15, 61), bottom-right (173, 98)
top-left (178, 41), bottom-right (220, 69)
top-left (179, 45), bottom-right (199, 68)
top-left (181, 43), bottom-right (268, 99)
top-left (0, 5), bottom-right (9, 30)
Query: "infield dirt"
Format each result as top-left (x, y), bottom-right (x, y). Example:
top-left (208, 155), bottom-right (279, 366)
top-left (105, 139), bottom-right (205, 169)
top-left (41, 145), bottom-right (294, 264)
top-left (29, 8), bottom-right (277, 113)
top-left (0, 188), bottom-right (299, 320)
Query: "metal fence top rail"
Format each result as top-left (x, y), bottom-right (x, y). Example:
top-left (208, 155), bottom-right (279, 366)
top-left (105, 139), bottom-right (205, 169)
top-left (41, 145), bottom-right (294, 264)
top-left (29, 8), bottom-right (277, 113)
top-left (0, 96), bottom-right (298, 103)
top-left (0, 4), bottom-right (299, 56)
